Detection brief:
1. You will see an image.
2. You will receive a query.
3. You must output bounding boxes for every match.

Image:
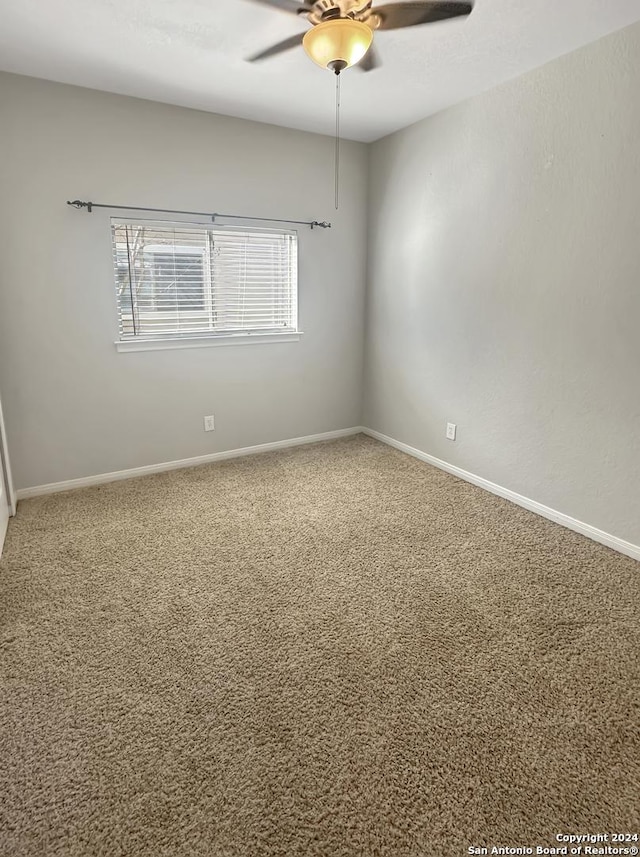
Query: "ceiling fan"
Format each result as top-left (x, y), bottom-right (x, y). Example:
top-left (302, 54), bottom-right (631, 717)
top-left (246, 0), bottom-right (474, 73)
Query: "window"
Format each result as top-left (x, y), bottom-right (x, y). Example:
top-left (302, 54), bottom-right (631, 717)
top-left (111, 220), bottom-right (298, 345)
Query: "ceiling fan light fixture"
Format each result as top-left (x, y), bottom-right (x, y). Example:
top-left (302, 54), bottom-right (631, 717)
top-left (302, 19), bottom-right (373, 72)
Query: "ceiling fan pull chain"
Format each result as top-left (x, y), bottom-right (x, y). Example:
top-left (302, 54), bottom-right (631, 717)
top-left (335, 70), bottom-right (341, 211)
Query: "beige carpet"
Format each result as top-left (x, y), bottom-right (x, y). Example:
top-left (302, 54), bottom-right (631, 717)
top-left (0, 434), bottom-right (638, 856)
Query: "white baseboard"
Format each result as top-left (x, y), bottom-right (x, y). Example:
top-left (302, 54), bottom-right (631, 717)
top-left (362, 427), bottom-right (640, 563)
top-left (16, 427), bottom-right (363, 501)
top-left (0, 512), bottom-right (7, 559)
top-left (15, 425), bottom-right (640, 563)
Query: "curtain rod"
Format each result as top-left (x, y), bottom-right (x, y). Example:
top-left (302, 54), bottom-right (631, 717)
top-left (66, 200), bottom-right (331, 229)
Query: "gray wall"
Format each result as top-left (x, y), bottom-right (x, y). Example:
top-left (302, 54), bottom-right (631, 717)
top-left (0, 73), bottom-right (368, 490)
top-left (364, 22), bottom-right (640, 545)
top-left (3, 22), bottom-right (640, 547)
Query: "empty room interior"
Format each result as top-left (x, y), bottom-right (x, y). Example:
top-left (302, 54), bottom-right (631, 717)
top-left (0, 1), bottom-right (639, 854)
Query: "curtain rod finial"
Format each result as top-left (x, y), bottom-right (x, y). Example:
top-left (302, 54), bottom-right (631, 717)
top-left (67, 200), bottom-right (92, 212)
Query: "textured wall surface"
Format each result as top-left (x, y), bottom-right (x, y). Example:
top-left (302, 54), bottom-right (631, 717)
top-left (0, 73), bottom-right (368, 489)
top-left (364, 22), bottom-right (640, 545)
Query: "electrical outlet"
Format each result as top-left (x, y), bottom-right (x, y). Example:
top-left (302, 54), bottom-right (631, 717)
top-left (446, 422), bottom-right (457, 441)
top-left (204, 415), bottom-right (215, 432)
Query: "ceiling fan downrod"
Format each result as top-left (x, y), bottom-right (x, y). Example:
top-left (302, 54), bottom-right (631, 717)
top-left (334, 69), bottom-right (341, 210)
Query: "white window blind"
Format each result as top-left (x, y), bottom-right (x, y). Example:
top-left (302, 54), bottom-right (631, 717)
top-left (111, 219), bottom-right (298, 341)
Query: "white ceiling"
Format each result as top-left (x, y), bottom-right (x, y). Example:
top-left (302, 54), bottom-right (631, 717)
top-left (1, 0), bottom-right (640, 142)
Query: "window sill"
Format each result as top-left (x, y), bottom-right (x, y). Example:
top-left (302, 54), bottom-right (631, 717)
top-left (115, 331), bottom-right (303, 353)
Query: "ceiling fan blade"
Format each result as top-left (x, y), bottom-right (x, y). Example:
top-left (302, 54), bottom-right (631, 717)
top-left (373, 1), bottom-right (473, 30)
top-left (357, 45), bottom-right (382, 72)
top-left (247, 32), bottom-right (305, 62)
top-left (243, 0), bottom-right (308, 14)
